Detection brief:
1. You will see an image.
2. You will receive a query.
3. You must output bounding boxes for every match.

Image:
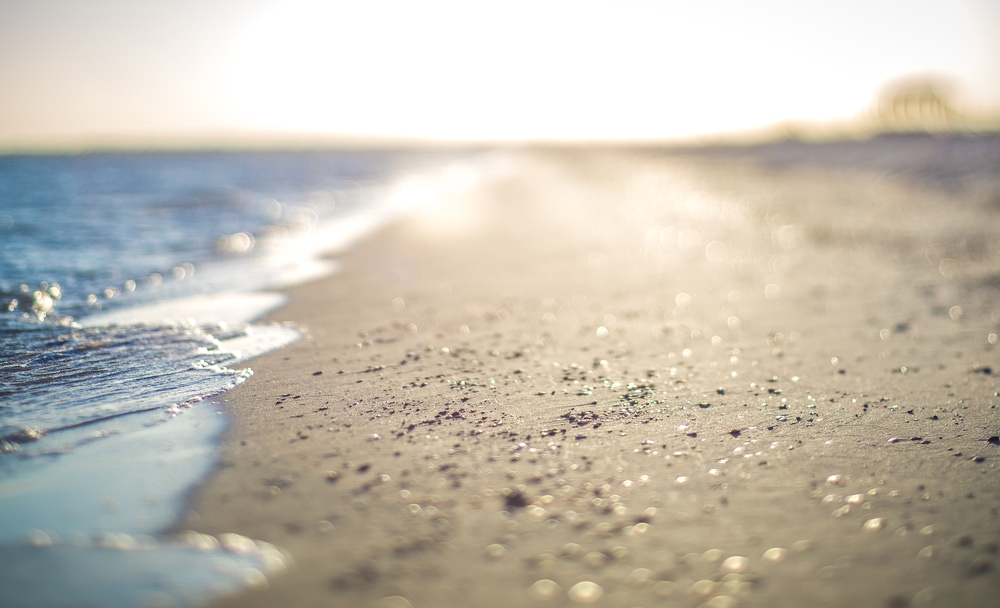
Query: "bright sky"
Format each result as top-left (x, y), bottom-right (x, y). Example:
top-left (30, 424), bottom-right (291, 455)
top-left (1, 0), bottom-right (997, 148)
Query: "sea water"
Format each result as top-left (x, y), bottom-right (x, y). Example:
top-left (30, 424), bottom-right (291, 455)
top-left (0, 150), bottom-right (458, 606)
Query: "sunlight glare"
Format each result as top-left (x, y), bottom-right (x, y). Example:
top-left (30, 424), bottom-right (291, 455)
top-left (227, 0), bottom-right (809, 140)
top-left (225, 0), bottom-right (997, 141)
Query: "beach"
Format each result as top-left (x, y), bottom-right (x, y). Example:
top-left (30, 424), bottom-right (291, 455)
top-left (185, 141), bottom-right (1000, 608)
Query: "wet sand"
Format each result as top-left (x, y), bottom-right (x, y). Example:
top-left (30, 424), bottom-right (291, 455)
top-left (186, 142), bottom-right (1000, 608)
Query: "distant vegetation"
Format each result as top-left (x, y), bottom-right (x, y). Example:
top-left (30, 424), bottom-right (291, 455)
top-left (870, 76), bottom-right (1000, 134)
top-left (751, 77), bottom-right (1000, 144)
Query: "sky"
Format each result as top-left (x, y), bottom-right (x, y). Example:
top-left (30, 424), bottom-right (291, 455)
top-left (1, 0), bottom-right (998, 148)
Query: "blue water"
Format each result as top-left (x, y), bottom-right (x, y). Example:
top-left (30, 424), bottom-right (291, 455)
top-left (0, 150), bottom-right (431, 606)
top-left (0, 152), bottom-right (400, 440)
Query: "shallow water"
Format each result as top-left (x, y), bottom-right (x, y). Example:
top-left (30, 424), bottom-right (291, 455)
top-left (1, 152), bottom-right (401, 438)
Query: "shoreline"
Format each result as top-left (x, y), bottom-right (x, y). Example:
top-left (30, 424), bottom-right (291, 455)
top-left (186, 147), bottom-right (1000, 607)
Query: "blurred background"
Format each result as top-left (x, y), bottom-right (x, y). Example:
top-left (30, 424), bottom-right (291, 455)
top-left (1, 0), bottom-right (998, 151)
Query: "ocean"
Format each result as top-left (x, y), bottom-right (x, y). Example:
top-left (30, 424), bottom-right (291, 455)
top-left (0, 149), bottom-right (461, 606)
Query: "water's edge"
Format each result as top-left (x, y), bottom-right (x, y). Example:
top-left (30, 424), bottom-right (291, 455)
top-left (0, 151), bottom-right (498, 607)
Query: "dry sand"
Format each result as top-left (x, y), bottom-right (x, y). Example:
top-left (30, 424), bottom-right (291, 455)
top-left (185, 145), bottom-right (1000, 608)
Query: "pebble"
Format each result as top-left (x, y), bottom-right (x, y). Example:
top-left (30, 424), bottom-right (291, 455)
top-left (485, 544), bottom-right (507, 559)
top-left (651, 580), bottom-right (677, 597)
top-left (721, 555), bottom-right (749, 573)
top-left (762, 547), bottom-right (787, 563)
top-left (625, 568), bottom-right (654, 587)
top-left (568, 581), bottom-right (603, 603)
top-left (703, 594), bottom-right (737, 608)
top-left (582, 551), bottom-right (607, 569)
top-left (863, 517), bottom-right (886, 532)
top-left (528, 579), bottom-right (562, 601)
top-left (689, 579), bottom-right (716, 597)
top-left (702, 548), bottom-right (724, 563)
top-left (561, 543), bottom-right (584, 559)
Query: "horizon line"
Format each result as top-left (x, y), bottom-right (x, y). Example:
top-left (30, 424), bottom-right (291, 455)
top-left (3, 116), bottom-right (999, 156)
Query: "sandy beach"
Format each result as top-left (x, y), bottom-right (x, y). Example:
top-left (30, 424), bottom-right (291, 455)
top-left (184, 142), bottom-right (1000, 608)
